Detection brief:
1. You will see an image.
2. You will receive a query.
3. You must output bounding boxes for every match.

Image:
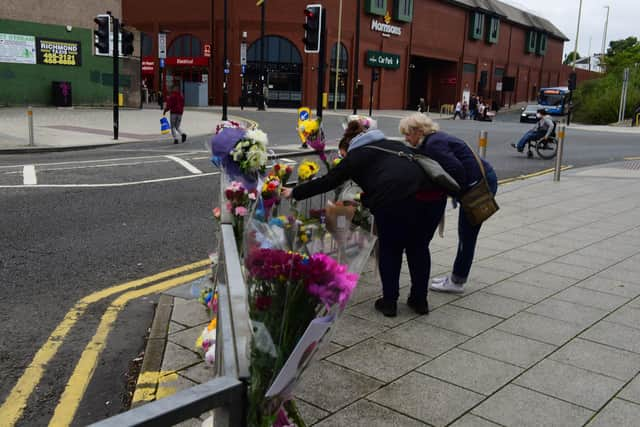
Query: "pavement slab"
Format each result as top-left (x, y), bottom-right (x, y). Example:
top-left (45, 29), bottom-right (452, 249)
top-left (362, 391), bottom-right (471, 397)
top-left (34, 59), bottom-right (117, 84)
top-left (451, 291), bottom-right (531, 318)
top-left (580, 321), bottom-right (640, 354)
top-left (472, 384), bottom-right (594, 427)
top-left (495, 312), bottom-right (584, 346)
top-left (514, 359), bottom-right (625, 410)
top-left (619, 375), bottom-right (640, 404)
top-left (377, 322), bottom-right (469, 358)
top-left (460, 329), bottom-right (556, 368)
top-left (368, 372), bottom-right (484, 427)
top-left (526, 298), bottom-right (608, 328)
top-left (313, 399), bottom-right (428, 427)
top-left (417, 305), bottom-right (502, 337)
top-left (586, 398), bottom-right (640, 427)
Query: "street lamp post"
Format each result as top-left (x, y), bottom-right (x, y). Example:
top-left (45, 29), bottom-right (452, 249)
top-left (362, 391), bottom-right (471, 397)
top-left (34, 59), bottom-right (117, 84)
top-left (257, 1), bottom-right (266, 111)
top-left (601, 5), bottom-right (610, 70)
top-left (222, 0), bottom-right (228, 120)
top-left (352, 0), bottom-right (360, 114)
top-left (571, 0), bottom-right (583, 70)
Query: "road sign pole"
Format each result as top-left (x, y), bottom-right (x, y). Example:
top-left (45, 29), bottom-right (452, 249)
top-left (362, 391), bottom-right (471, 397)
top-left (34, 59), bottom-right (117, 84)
top-left (554, 125), bottom-right (566, 182)
top-left (316, 8), bottom-right (326, 118)
top-left (113, 16), bottom-right (119, 140)
top-left (368, 67), bottom-right (375, 117)
top-left (478, 130), bottom-right (488, 158)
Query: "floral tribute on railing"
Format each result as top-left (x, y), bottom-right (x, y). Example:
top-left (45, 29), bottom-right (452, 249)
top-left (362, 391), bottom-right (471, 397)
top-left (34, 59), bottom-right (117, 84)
top-left (242, 193), bottom-right (376, 426)
top-left (208, 121), bottom-right (376, 426)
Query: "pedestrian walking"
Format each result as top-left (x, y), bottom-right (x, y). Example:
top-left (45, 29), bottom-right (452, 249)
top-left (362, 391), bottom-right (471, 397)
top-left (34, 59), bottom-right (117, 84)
top-left (453, 101), bottom-right (463, 120)
top-left (399, 113), bottom-right (498, 293)
top-left (163, 83), bottom-right (187, 144)
top-left (418, 97), bottom-right (427, 113)
top-left (281, 120), bottom-right (446, 317)
top-left (469, 95), bottom-right (478, 120)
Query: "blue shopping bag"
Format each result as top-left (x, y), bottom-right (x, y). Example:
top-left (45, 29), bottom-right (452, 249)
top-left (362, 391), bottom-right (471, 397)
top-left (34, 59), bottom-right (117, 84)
top-left (160, 116), bottom-right (171, 134)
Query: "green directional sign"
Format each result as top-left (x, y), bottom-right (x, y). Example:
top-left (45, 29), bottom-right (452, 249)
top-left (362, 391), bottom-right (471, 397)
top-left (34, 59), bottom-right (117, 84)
top-left (366, 50), bottom-right (400, 69)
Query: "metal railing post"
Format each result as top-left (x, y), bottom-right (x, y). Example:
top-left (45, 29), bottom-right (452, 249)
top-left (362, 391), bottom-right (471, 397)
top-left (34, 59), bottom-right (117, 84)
top-left (554, 125), bottom-right (566, 181)
top-left (478, 130), bottom-right (488, 158)
top-left (27, 106), bottom-right (35, 146)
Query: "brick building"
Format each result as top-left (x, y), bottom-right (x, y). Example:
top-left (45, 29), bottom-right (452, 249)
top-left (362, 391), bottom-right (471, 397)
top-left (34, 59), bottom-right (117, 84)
top-left (1, 0), bottom-right (142, 107)
top-left (123, 0), bottom-right (588, 110)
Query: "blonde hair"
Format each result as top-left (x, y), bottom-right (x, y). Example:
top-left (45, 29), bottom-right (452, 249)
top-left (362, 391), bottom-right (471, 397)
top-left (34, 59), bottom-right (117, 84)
top-left (398, 112), bottom-right (440, 136)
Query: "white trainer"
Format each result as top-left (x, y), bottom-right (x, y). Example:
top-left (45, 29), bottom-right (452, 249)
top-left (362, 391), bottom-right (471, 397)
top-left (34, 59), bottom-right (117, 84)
top-left (432, 276), bottom-right (447, 284)
top-left (430, 276), bottom-right (465, 293)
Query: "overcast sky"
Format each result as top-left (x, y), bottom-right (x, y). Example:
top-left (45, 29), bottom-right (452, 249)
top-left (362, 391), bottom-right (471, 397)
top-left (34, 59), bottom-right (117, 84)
top-left (499, 0), bottom-right (638, 59)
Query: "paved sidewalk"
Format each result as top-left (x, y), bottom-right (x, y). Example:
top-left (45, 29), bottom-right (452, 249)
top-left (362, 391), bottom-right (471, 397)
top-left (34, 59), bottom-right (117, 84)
top-left (137, 160), bottom-right (640, 426)
top-left (0, 106), bottom-right (225, 151)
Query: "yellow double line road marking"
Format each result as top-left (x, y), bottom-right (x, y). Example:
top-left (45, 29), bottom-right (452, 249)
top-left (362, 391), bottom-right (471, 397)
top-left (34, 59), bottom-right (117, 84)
top-left (498, 165), bottom-right (572, 185)
top-left (49, 269), bottom-right (209, 426)
top-left (0, 260), bottom-right (210, 427)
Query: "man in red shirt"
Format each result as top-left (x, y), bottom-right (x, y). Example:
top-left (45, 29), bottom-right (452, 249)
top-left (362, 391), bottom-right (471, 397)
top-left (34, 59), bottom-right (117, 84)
top-left (163, 83), bottom-right (187, 144)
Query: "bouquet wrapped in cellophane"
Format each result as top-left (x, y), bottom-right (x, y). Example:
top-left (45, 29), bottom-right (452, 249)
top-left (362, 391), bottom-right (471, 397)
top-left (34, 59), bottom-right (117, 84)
top-left (243, 193), bottom-right (377, 426)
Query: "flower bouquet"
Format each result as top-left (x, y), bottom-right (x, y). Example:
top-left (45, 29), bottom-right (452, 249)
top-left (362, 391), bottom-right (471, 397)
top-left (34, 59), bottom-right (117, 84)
top-left (243, 199), bottom-right (377, 426)
top-left (271, 163), bottom-right (293, 186)
top-left (298, 118), bottom-right (330, 169)
top-left (209, 124), bottom-right (269, 190)
top-left (260, 175), bottom-right (282, 219)
top-left (297, 160), bottom-right (319, 183)
top-left (214, 180), bottom-right (258, 254)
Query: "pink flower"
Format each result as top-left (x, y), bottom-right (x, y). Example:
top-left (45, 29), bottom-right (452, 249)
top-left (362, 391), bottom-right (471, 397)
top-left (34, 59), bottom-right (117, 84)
top-left (213, 207), bottom-right (221, 218)
top-left (235, 206), bottom-right (248, 217)
top-left (225, 201), bottom-right (232, 212)
top-left (248, 191), bottom-right (257, 200)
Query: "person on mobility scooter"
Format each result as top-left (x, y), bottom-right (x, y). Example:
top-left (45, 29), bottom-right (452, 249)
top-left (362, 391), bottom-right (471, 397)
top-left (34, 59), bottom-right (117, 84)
top-left (511, 108), bottom-right (558, 159)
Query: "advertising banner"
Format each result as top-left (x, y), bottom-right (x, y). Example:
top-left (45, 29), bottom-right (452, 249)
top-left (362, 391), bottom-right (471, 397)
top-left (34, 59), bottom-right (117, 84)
top-left (36, 38), bottom-right (81, 66)
top-left (0, 33), bottom-right (36, 64)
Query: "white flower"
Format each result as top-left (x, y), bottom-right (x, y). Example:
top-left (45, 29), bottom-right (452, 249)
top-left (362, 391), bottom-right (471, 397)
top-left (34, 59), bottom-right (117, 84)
top-left (245, 129), bottom-right (268, 147)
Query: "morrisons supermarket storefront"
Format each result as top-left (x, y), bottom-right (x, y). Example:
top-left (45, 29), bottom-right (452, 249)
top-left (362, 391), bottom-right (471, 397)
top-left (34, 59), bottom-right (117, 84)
top-left (124, 0), bottom-right (577, 111)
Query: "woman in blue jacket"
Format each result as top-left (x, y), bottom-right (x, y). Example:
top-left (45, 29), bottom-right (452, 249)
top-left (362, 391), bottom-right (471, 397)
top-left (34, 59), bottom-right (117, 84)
top-left (399, 113), bottom-right (498, 293)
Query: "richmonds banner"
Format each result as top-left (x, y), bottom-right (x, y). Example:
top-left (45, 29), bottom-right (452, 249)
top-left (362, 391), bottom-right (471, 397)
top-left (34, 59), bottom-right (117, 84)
top-left (36, 37), bottom-right (81, 66)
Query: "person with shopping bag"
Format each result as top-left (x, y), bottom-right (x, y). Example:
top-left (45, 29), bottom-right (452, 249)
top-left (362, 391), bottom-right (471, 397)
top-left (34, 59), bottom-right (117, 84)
top-left (163, 83), bottom-right (187, 144)
top-left (281, 120), bottom-right (448, 317)
top-left (399, 113), bottom-right (498, 294)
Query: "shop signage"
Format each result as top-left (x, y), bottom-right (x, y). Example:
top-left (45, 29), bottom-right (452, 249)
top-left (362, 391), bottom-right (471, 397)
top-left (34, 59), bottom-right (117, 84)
top-left (371, 12), bottom-right (402, 36)
top-left (36, 38), bottom-right (81, 66)
top-left (165, 56), bottom-right (209, 66)
top-left (142, 58), bottom-right (155, 74)
top-left (0, 33), bottom-right (36, 64)
top-left (440, 77), bottom-right (457, 86)
top-left (366, 50), bottom-right (400, 69)
top-left (496, 81), bottom-right (503, 91)
top-left (204, 44), bottom-right (211, 57)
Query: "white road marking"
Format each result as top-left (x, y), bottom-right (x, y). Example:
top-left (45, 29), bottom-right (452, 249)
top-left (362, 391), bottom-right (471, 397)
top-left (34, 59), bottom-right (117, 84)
top-left (0, 172), bottom-right (219, 189)
top-left (0, 153), bottom-right (196, 170)
top-left (165, 155), bottom-right (203, 174)
top-left (23, 165), bottom-right (37, 185)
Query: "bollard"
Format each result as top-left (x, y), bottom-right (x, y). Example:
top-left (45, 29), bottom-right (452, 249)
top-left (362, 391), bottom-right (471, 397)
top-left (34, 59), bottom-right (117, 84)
top-left (478, 130), bottom-right (488, 158)
top-left (27, 106), bottom-right (34, 146)
top-left (553, 125), bottom-right (566, 182)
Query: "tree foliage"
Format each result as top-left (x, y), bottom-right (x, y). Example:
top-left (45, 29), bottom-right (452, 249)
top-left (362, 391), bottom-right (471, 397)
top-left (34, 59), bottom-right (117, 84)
top-left (563, 51), bottom-right (581, 65)
top-left (573, 37), bottom-right (640, 124)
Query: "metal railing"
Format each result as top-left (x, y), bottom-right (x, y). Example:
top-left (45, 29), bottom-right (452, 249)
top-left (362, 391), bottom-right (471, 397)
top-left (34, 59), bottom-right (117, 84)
top-left (91, 151), bottom-right (334, 427)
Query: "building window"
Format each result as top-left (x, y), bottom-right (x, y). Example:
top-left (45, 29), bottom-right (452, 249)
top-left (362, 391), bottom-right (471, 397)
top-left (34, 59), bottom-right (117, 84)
top-left (469, 12), bottom-right (484, 40)
top-left (526, 30), bottom-right (537, 53)
top-left (393, 0), bottom-right (413, 22)
top-left (487, 17), bottom-right (500, 44)
top-left (365, 0), bottom-right (387, 16)
top-left (168, 34), bottom-right (202, 57)
top-left (537, 33), bottom-right (547, 56)
top-left (141, 32), bottom-right (153, 57)
top-left (495, 67), bottom-right (504, 77)
top-left (463, 63), bottom-right (476, 73)
top-left (329, 43), bottom-right (348, 108)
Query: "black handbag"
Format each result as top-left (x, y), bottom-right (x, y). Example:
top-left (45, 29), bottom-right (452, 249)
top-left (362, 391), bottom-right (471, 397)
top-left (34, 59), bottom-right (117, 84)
top-left (364, 145), bottom-right (461, 194)
top-left (459, 143), bottom-right (499, 225)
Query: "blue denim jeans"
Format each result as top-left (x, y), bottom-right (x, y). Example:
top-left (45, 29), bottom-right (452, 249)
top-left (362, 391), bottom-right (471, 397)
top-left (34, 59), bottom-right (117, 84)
top-left (516, 129), bottom-right (545, 151)
top-left (374, 197), bottom-right (446, 302)
top-left (451, 169), bottom-right (498, 284)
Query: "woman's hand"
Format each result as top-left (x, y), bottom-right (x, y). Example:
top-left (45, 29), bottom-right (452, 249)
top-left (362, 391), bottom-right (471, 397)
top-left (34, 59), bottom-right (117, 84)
top-left (280, 187), bottom-right (293, 199)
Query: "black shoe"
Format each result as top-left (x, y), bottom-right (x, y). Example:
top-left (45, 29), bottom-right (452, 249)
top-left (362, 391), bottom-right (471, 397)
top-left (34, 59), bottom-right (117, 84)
top-left (374, 298), bottom-right (397, 317)
top-left (181, 133), bottom-right (187, 143)
top-left (173, 139), bottom-right (179, 144)
top-left (510, 143), bottom-right (523, 153)
top-left (407, 296), bottom-right (429, 315)
top-left (301, 143), bottom-right (308, 149)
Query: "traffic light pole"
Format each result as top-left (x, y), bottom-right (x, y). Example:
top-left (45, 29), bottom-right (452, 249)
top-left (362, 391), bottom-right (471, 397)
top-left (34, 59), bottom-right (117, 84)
top-left (222, 0), bottom-right (228, 120)
top-left (113, 17), bottom-right (119, 140)
top-left (316, 9), bottom-right (326, 118)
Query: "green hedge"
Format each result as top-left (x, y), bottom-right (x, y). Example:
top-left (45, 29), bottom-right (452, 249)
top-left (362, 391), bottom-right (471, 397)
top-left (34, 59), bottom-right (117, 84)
top-left (573, 68), bottom-right (640, 124)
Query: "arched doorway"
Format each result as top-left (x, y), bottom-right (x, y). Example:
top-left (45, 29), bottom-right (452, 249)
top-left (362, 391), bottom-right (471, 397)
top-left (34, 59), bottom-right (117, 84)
top-left (329, 43), bottom-right (348, 109)
top-left (166, 34), bottom-right (208, 105)
top-left (246, 35), bottom-right (302, 108)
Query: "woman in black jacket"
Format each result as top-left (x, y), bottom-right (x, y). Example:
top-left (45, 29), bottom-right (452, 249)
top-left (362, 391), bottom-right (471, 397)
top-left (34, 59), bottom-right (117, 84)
top-left (282, 121), bottom-right (446, 317)
top-left (399, 113), bottom-right (498, 294)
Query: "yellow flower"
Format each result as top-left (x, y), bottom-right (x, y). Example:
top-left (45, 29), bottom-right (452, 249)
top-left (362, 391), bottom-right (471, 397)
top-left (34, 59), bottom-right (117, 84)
top-left (298, 160), bottom-right (319, 181)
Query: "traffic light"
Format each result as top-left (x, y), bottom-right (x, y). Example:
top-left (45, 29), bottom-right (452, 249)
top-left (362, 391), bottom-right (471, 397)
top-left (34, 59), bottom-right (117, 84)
top-left (94, 15), bottom-right (110, 54)
top-left (303, 5), bottom-right (322, 53)
top-left (121, 29), bottom-right (134, 56)
top-left (568, 72), bottom-right (577, 90)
